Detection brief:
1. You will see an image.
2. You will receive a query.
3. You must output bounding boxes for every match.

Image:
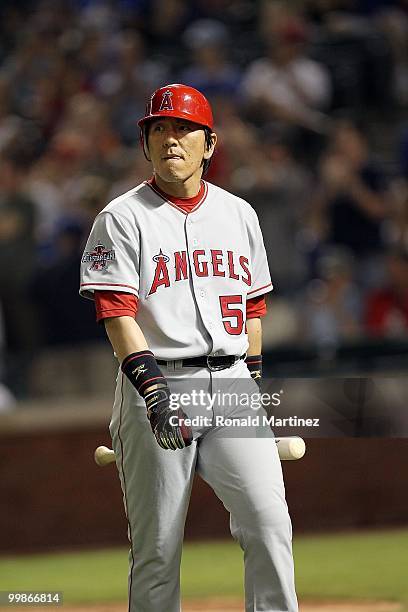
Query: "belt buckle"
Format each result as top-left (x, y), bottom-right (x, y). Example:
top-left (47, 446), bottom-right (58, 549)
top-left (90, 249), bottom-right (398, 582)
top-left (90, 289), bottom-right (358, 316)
top-left (206, 355), bottom-right (236, 371)
top-left (206, 356), bottom-right (226, 371)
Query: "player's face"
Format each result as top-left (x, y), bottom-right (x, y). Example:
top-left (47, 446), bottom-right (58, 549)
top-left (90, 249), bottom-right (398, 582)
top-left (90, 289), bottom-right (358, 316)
top-left (147, 118), bottom-right (216, 187)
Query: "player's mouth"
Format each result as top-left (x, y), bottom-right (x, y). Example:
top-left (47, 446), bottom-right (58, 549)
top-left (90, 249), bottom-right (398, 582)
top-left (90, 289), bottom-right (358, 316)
top-left (163, 154), bottom-right (183, 160)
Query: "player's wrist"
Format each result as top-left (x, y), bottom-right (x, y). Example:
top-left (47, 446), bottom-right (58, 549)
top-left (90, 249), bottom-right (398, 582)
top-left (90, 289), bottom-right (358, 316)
top-left (245, 354), bottom-right (262, 389)
top-left (121, 350), bottom-right (167, 397)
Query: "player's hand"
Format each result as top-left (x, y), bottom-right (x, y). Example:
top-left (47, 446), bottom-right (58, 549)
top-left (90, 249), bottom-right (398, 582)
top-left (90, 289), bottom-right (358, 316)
top-left (144, 386), bottom-right (193, 450)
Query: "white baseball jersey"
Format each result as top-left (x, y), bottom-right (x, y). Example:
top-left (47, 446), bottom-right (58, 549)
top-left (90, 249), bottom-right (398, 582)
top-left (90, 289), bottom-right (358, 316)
top-left (80, 180), bottom-right (272, 359)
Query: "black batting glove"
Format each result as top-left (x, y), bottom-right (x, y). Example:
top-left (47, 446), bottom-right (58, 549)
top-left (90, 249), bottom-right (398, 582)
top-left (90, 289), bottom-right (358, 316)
top-left (246, 354), bottom-right (262, 391)
top-left (144, 387), bottom-right (193, 450)
top-left (121, 350), bottom-right (193, 450)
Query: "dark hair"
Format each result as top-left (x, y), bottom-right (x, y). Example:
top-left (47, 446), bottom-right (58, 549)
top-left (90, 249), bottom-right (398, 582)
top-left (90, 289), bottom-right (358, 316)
top-left (202, 127), bottom-right (214, 176)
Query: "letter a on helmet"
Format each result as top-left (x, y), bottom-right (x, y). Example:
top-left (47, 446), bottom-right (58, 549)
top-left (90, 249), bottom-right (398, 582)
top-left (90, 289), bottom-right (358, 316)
top-left (158, 90), bottom-right (174, 112)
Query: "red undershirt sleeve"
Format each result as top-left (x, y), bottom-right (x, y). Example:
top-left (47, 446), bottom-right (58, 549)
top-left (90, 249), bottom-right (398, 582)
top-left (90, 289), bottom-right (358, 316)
top-left (95, 292), bottom-right (264, 323)
top-left (94, 290), bottom-right (138, 323)
top-left (246, 295), bottom-right (267, 319)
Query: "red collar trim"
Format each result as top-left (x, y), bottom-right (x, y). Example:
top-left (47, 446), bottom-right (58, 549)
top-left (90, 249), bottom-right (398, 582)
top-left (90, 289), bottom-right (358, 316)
top-left (145, 177), bottom-right (208, 215)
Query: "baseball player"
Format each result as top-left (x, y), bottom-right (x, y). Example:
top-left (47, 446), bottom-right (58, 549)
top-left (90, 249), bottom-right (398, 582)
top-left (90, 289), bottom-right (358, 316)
top-left (80, 84), bottom-right (298, 612)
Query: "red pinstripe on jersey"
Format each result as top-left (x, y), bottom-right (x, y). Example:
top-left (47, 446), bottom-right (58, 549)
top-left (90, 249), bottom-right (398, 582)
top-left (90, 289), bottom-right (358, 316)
top-left (81, 282), bottom-right (138, 291)
top-left (247, 282), bottom-right (272, 296)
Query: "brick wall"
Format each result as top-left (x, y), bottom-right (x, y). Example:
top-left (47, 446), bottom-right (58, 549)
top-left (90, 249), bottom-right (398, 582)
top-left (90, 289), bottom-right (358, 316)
top-left (1, 417), bottom-right (408, 553)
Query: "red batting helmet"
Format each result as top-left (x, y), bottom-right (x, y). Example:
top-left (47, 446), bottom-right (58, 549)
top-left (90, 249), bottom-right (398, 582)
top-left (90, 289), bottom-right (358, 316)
top-left (138, 83), bottom-right (214, 132)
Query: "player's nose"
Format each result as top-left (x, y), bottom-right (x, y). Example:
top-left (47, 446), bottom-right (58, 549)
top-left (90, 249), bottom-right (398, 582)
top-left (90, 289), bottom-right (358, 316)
top-left (160, 120), bottom-right (180, 143)
top-left (161, 127), bottom-right (178, 146)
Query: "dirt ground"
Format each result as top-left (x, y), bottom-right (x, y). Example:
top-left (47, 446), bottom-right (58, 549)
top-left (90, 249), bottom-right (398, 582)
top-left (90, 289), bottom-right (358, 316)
top-left (2, 599), bottom-right (401, 611)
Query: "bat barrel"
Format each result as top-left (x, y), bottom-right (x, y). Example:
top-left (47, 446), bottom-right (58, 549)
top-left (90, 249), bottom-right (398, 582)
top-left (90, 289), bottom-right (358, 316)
top-left (94, 445), bottom-right (116, 466)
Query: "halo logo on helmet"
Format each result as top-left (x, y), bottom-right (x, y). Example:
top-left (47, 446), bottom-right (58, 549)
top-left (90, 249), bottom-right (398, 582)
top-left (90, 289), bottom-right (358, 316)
top-left (159, 90), bottom-right (174, 112)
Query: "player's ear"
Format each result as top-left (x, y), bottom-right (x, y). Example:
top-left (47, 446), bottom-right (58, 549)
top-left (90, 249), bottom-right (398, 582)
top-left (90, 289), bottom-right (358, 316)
top-left (203, 132), bottom-right (217, 160)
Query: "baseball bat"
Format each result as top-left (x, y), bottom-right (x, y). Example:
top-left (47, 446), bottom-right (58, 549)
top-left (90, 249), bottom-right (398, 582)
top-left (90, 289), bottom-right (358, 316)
top-left (94, 437), bottom-right (305, 466)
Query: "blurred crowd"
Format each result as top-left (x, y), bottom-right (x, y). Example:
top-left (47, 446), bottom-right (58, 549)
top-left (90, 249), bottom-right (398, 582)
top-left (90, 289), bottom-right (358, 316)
top-left (0, 0), bottom-right (408, 399)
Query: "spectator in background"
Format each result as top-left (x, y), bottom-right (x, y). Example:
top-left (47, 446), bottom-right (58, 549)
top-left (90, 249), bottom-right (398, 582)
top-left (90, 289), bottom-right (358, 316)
top-left (29, 94), bottom-right (120, 229)
top-left (149, 0), bottom-right (191, 42)
top-left (0, 149), bottom-right (38, 396)
top-left (303, 0), bottom-right (395, 113)
top-left (95, 30), bottom-right (169, 145)
top-left (241, 15), bottom-right (332, 153)
top-left (386, 133), bottom-right (408, 248)
top-left (25, 153), bottom-right (65, 249)
top-left (0, 300), bottom-right (17, 412)
top-left (75, 173), bottom-right (111, 232)
top-left (239, 124), bottom-right (313, 295)
top-left (310, 119), bottom-right (389, 286)
top-left (180, 19), bottom-right (241, 98)
top-left (375, 3), bottom-right (408, 107)
top-left (1, 26), bottom-right (67, 140)
top-left (57, 93), bottom-right (120, 171)
top-left (302, 246), bottom-right (362, 350)
top-left (0, 76), bottom-right (20, 152)
top-left (399, 124), bottom-right (408, 180)
top-left (199, 95), bottom-right (250, 189)
top-left (108, 148), bottom-right (152, 200)
top-left (365, 247), bottom-right (408, 338)
top-left (30, 219), bottom-right (104, 347)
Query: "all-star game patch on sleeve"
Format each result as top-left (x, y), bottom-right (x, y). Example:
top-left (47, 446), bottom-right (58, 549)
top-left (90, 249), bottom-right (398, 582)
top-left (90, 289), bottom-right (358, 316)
top-left (246, 208), bottom-right (273, 300)
top-left (80, 211), bottom-right (140, 300)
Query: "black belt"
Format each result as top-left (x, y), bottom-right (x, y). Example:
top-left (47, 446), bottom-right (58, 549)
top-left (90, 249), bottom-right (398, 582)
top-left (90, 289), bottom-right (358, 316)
top-left (157, 354), bottom-right (246, 372)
